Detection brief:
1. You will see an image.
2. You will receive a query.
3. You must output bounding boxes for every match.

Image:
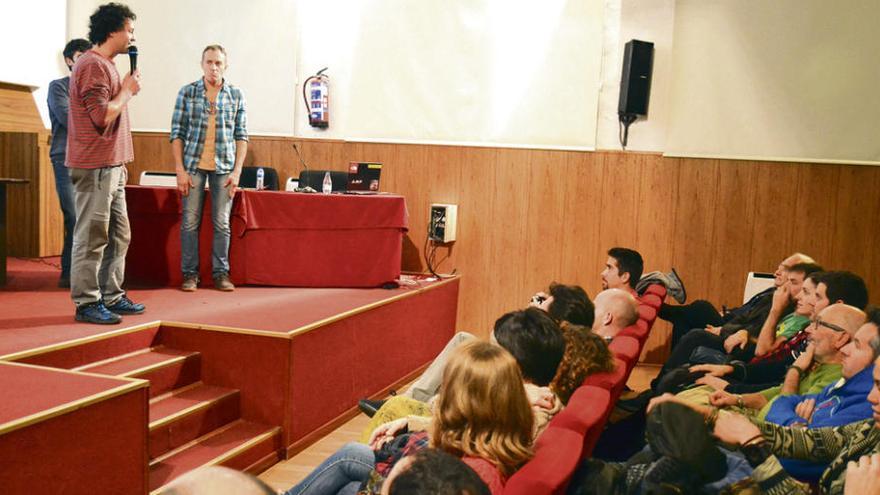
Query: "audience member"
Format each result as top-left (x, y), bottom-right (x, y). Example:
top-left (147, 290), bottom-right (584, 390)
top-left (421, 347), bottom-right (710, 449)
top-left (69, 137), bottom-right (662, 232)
top-left (659, 253), bottom-right (814, 347)
top-left (591, 288), bottom-right (639, 341)
top-left (648, 344), bottom-right (880, 494)
top-left (157, 466), bottom-right (276, 495)
top-left (286, 340), bottom-right (534, 495)
top-left (601, 247), bottom-right (643, 294)
top-left (381, 449), bottom-right (490, 495)
top-left (550, 322), bottom-right (616, 404)
top-left (530, 283), bottom-right (594, 327)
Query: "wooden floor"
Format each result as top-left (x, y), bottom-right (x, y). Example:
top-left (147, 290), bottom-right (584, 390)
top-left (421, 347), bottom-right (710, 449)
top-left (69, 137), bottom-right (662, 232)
top-left (258, 364), bottom-right (661, 492)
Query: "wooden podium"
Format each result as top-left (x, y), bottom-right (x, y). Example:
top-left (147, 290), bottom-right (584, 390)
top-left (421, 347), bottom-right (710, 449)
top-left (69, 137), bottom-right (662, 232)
top-left (0, 82), bottom-right (63, 259)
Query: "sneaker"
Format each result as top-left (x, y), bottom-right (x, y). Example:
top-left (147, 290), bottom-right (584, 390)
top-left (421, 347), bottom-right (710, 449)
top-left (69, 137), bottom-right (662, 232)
top-left (669, 267), bottom-right (687, 304)
top-left (181, 274), bottom-right (199, 292)
top-left (214, 274), bottom-right (235, 292)
top-left (75, 302), bottom-right (122, 325)
top-left (105, 295), bottom-right (146, 315)
top-left (357, 398), bottom-right (387, 418)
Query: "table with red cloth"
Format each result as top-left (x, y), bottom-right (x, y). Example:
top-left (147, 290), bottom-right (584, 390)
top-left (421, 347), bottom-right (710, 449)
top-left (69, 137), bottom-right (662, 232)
top-left (124, 186), bottom-right (408, 288)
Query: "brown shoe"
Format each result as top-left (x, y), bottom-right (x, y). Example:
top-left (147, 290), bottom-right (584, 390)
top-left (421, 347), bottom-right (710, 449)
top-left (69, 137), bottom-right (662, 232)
top-left (181, 274), bottom-right (199, 292)
top-left (214, 274), bottom-right (235, 291)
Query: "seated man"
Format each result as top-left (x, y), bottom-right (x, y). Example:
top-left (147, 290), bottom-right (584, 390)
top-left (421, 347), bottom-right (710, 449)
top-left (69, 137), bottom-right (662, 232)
top-left (660, 252), bottom-right (814, 348)
top-left (676, 303), bottom-right (865, 421)
top-left (600, 247), bottom-right (643, 295)
top-left (657, 263), bottom-right (821, 379)
top-left (760, 309), bottom-right (880, 482)
top-left (591, 288), bottom-right (639, 341)
top-left (649, 346), bottom-right (880, 495)
top-left (657, 271), bottom-right (869, 396)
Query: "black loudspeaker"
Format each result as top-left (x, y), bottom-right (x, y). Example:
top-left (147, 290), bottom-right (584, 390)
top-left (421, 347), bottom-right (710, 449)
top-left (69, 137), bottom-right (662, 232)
top-left (618, 40), bottom-right (654, 116)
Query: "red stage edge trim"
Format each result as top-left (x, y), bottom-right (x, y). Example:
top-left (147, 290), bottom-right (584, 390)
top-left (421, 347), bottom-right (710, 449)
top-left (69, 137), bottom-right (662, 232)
top-left (287, 275), bottom-right (461, 338)
top-left (0, 320), bottom-right (163, 362)
top-left (284, 360), bottom-right (431, 458)
top-left (0, 366), bottom-right (149, 435)
top-left (158, 321), bottom-right (292, 339)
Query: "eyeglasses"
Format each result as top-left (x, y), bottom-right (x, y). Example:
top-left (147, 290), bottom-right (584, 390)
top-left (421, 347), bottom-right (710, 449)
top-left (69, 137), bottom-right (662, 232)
top-left (816, 319), bottom-right (848, 333)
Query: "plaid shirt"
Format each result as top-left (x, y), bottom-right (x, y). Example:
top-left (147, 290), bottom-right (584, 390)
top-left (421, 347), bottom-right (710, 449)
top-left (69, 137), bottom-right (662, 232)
top-left (169, 78), bottom-right (248, 174)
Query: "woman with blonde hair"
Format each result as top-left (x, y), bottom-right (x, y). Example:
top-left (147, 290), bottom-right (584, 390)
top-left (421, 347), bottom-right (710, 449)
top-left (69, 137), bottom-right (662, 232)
top-left (285, 340), bottom-right (534, 495)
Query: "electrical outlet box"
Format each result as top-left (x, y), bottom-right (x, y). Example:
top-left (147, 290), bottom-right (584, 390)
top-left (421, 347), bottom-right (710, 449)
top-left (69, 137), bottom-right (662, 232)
top-left (429, 203), bottom-right (457, 243)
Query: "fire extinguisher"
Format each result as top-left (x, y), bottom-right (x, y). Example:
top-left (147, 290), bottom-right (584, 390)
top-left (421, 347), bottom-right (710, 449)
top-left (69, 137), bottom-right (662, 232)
top-left (303, 68), bottom-right (329, 128)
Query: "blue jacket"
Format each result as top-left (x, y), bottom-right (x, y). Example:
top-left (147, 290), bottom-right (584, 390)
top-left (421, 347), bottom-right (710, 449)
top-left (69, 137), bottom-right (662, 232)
top-left (765, 364), bottom-right (876, 482)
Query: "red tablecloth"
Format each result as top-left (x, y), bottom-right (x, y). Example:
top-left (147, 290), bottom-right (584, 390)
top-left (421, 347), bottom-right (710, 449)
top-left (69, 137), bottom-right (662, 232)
top-left (125, 186), bottom-right (408, 288)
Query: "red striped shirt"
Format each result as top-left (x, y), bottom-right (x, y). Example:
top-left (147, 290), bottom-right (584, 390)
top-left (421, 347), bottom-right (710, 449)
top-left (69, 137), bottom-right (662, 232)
top-left (66, 50), bottom-right (133, 169)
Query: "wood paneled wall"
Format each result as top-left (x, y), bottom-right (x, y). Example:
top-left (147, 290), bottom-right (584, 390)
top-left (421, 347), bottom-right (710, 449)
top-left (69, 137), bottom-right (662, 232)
top-left (128, 133), bottom-right (880, 362)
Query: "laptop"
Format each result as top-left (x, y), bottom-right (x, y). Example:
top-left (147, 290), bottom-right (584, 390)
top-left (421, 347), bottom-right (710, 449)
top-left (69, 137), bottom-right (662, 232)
top-left (346, 162), bottom-right (383, 194)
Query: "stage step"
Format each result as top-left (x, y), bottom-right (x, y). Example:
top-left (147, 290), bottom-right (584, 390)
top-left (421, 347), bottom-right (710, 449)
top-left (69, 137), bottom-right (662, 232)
top-left (74, 345), bottom-right (201, 398)
top-left (148, 419), bottom-right (281, 493)
top-left (148, 382), bottom-right (241, 459)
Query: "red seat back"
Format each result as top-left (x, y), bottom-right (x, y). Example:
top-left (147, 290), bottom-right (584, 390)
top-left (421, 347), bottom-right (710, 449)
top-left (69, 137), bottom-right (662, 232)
top-left (549, 385), bottom-right (610, 435)
top-left (503, 427), bottom-right (584, 495)
top-left (608, 336), bottom-right (640, 372)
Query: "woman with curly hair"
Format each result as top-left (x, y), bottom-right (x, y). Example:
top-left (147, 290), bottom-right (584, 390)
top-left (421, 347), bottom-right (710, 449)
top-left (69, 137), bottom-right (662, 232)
top-left (550, 322), bottom-right (617, 404)
top-left (285, 340), bottom-right (534, 495)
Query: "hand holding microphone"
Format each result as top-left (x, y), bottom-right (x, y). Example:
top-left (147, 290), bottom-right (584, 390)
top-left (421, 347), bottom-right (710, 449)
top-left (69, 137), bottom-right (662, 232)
top-left (123, 45), bottom-right (141, 96)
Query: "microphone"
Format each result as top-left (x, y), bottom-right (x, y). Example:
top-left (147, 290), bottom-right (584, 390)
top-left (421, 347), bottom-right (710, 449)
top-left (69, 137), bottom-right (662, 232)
top-left (291, 143), bottom-right (317, 193)
top-left (128, 45), bottom-right (138, 72)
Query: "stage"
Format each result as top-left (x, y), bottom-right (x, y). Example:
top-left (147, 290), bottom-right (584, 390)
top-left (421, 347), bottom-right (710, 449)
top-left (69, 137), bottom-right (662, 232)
top-left (0, 257), bottom-right (459, 494)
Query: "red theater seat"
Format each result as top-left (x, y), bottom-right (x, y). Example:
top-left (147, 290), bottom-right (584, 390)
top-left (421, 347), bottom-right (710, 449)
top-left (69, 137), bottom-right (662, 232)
top-left (582, 357), bottom-right (628, 402)
top-left (549, 385), bottom-right (611, 435)
top-left (609, 336), bottom-right (640, 372)
top-left (504, 427), bottom-right (583, 495)
top-left (639, 293), bottom-right (662, 309)
top-left (644, 283), bottom-right (667, 299)
top-left (618, 324), bottom-right (648, 345)
top-left (637, 304), bottom-right (657, 324)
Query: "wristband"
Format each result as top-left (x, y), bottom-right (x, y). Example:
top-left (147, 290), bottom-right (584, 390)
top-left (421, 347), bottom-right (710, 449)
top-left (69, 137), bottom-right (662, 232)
top-left (741, 439), bottom-right (772, 468)
top-left (787, 365), bottom-right (806, 379)
top-left (736, 394), bottom-right (744, 408)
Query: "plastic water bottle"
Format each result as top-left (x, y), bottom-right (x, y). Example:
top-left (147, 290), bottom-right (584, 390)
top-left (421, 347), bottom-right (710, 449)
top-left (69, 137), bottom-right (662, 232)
top-left (255, 167), bottom-right (264, 190)
top-left (322, 171), bottom-right (332, 194)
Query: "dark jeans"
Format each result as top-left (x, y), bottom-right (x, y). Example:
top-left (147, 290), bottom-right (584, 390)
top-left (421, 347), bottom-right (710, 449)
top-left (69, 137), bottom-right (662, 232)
top-left (51, 157), bottom-right (76, 279)
top-left (659, 300), bottom-right (726, 348)
top-left (653, 330), bottom-right (754, 394)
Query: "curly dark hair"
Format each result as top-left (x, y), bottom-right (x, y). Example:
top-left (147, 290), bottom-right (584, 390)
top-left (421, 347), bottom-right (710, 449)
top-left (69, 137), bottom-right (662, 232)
top-left (550, 322), bottom-right (616, 404)
top-left (88, 3), bottom-right (136, 45)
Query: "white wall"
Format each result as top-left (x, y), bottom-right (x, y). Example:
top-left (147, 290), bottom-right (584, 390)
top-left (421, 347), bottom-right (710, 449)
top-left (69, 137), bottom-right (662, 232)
top-left (665, 0), bottom-right (880, 165)
top-left (0, 0), bottom-right (69, 127)
top-left (594, 0), bottom-right (675, 152)
top-left (67, 0), bottom-right (298, 136)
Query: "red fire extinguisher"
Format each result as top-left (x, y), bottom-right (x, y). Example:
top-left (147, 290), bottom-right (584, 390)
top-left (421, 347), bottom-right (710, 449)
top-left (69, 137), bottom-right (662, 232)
top-left (303, 68), bottom-right (329, 128)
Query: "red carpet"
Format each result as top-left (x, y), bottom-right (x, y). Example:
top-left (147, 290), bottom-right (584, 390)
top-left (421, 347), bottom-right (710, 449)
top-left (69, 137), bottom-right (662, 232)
top-left (0, 257), bottom-right (445, 357)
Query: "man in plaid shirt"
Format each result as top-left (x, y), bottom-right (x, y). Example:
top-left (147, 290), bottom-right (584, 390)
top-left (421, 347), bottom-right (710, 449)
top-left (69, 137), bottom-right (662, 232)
top-left (170, 44), bottom-right (248, 292)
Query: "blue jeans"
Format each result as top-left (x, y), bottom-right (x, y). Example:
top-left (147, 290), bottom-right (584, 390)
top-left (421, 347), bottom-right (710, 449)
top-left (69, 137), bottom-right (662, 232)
top-left (180, 170), bottom-right (233, 277)
top-left (52, 157), bottom-right (76, 278)
top-left (284, 442), bottom-right (375, 495)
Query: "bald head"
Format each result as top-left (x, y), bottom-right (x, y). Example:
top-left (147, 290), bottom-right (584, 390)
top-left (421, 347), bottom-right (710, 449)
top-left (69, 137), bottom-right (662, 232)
top-left (158, 466), bottom-right (276, 495)
top-left (592, 289), bottom-right (639, 339)
top-left (808, 303), bottom-right (867, 363)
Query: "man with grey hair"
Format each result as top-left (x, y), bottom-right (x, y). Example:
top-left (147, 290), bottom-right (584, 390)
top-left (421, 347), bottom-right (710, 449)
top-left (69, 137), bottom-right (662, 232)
top-left (171, 44), bottom-right (248, 292)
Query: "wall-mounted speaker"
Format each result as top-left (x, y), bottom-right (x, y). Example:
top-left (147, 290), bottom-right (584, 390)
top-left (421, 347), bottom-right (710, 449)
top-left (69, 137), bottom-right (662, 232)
top-left (618, 40), bottom-right (654, 117)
